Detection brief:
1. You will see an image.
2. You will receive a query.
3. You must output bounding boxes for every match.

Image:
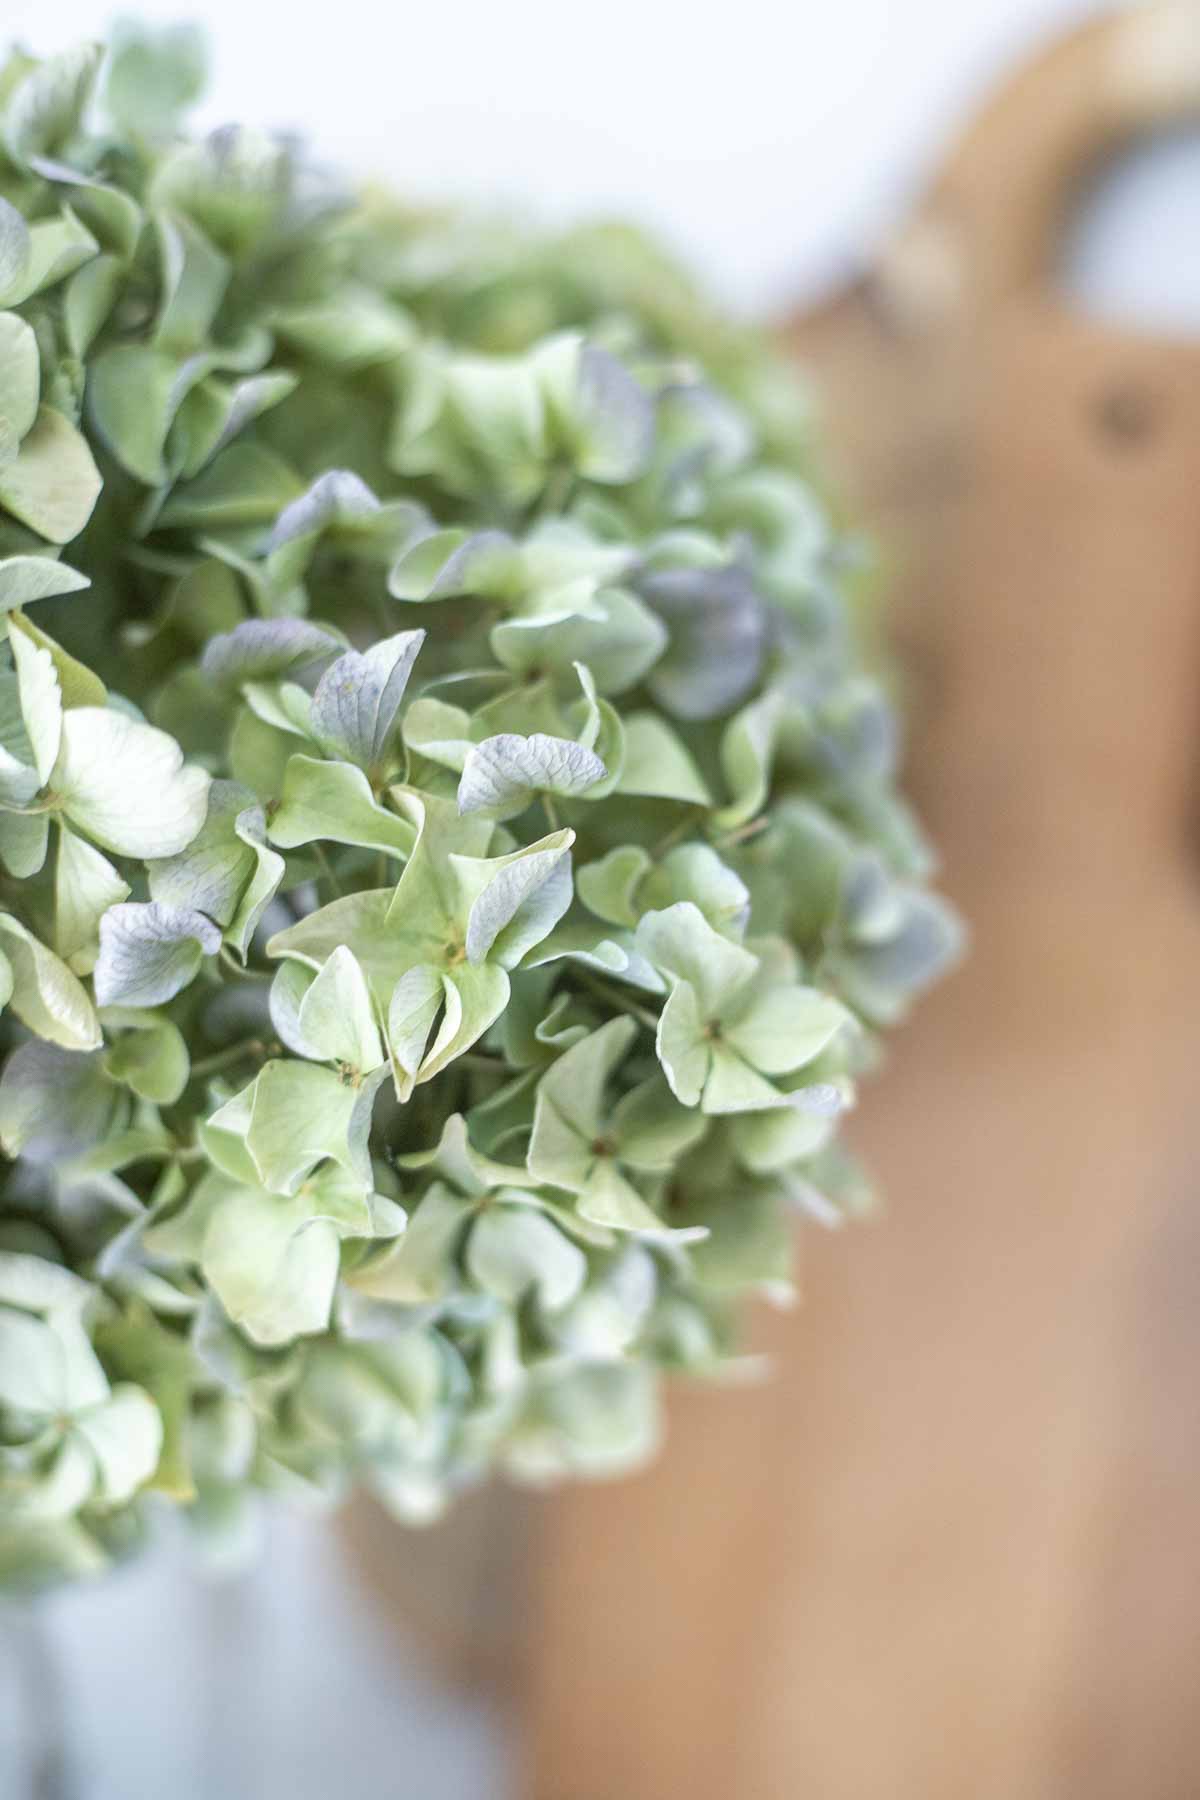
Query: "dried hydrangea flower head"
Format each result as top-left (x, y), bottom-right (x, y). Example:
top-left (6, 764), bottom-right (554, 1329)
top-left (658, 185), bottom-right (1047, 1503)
top-left (0, 26), bottom-right (959, 1585)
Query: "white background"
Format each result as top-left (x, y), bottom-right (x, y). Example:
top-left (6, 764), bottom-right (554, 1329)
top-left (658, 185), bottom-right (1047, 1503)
top-left (1, 0), bottom-right (1140, 315)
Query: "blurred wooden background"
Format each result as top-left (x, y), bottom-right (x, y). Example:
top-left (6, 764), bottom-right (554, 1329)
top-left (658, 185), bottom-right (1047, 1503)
top-left (520, 7), bottom-right (1200, 1796)
top-left (347, 7), bottom-right (1200, 1795)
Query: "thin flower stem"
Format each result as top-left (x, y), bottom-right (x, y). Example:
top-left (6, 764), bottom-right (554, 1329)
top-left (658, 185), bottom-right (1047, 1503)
top-left (652, 815), bottom-right (701, 857)
top-left (533, 464), bottom-right (576, 522)
top-left (312, 842), bottom-right (344, 899)
top-left (574, 969), bottom-right (661, 1033)
top-left (191, 1039), bottom-right (267, 1079)
top-left (217, 947), bottom-right (262, 981)
top-left (542, 794), bottom-right (561, 832)
top-left (715, 816), bottom-right (769, 850)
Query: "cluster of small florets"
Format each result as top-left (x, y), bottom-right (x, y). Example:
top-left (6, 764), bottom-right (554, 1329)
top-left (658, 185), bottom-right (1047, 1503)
top-left (0, 28), bottom-right (958, 1586)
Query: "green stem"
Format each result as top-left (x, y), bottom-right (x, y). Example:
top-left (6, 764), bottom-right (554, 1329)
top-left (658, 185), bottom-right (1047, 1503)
top-left (536, 464), bottom-right (575, 521)
top-left (191, 1038), bottom-right (267, 1079)
top-left (218, 947), bottom-right (263, 982)
top-left (714, 816), bottom-right (769, 850)
top-left (652, 814), bottom-right (700, 857)
top-left (312, 842), bottom-right (344, 899)
top-left (574, 969), bottom-right (661, 1033)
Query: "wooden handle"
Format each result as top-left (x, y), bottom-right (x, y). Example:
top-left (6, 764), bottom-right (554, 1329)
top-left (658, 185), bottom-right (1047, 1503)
top-left (879, 2), bottom-right (1200, 317)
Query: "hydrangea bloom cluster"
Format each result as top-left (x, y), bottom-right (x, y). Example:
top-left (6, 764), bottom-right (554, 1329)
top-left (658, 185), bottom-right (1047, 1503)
top-left (0, 29), bottom-right (959, 1586)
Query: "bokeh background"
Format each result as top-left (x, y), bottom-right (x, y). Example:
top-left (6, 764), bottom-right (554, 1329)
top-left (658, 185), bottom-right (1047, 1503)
top-left (5, 1), bottom-right (1200, 1795)
top-left (8, 0), bottom-right (1193, 320)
